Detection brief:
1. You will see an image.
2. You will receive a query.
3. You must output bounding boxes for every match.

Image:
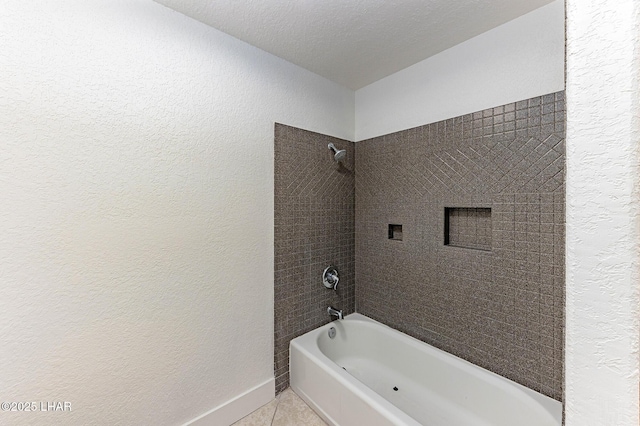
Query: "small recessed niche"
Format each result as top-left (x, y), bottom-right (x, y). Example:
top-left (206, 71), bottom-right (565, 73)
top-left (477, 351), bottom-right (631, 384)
top-left (388, 224), bottom-right (403, 241)
top-left (444, 207), bottom-right (491, 251)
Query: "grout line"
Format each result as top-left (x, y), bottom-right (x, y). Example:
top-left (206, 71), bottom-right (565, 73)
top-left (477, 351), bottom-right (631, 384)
top-left (269, 392), bottom-right (282, 426)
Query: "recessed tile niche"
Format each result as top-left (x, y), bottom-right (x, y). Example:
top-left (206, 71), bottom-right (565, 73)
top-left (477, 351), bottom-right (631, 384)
top-left (388, 224), bottom-right (403, 241)
top-left (444, 207), bottom-right (492, 251)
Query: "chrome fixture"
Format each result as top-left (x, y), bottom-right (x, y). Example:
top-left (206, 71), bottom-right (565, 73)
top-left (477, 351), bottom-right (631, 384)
top-left (327, 306), bottom-right (343, 320)
top-left (328, 143), bottom-right (346, 163)
top-left (322, 265), bottom-right (339, 290)
top-left (328, 327), bottom-right (336, 339)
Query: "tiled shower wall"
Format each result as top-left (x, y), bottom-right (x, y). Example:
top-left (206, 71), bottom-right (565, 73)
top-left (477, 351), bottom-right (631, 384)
top-left (355, 92), bottom-right (565, 399)
top-left (274, 124), bottom-right (355, 392)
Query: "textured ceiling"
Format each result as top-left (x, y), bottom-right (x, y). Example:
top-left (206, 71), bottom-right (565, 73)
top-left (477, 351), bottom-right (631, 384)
top-left (154, 0), bottom-right (556, 89)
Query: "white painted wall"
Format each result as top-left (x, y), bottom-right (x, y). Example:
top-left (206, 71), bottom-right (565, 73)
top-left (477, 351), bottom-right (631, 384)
top-left (354, 0), bottom-right (565, 141)
top-left (0, 1), bottom-right (353, 425)
top-left (565, 1), bottom-right (640, 425)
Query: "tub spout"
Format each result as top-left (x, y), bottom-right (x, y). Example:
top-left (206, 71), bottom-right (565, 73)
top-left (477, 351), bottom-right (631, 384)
top-left (327, 306), bottom-right (343, 320)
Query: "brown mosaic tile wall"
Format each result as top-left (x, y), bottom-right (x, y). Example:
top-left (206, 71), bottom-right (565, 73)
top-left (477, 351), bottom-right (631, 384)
top-left (274, 123), bottom-right (355, 393)
top-left (355, 92), bottom-right (565, 400)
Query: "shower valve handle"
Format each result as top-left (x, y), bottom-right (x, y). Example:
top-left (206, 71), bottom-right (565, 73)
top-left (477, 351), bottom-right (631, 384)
top-left (322, 266), bottom-right (340, 290)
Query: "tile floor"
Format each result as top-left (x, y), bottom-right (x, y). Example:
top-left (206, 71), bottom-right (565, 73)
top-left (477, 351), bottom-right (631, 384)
top-left (231, 388), bottom-right (327, 426)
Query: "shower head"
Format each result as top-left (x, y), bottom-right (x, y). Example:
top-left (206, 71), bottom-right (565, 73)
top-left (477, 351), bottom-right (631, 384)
top-left (328, 143), bottom-right (346, 163)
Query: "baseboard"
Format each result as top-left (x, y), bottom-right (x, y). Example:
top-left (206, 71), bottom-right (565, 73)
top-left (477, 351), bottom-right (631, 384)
top-left (183, 378), bottom-right (275, 426)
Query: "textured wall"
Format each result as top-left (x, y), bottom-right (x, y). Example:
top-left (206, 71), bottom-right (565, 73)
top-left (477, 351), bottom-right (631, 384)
top-left (565, 1), bottom-right (640, 424)
top-left (274, 124), bottom-right (356, 393)
top-left (356, 92), bottom-right (565, 400)
top-left (355, 0), bottom-right (564, 141)
top-left (0, 1), bottom-right (354, 425)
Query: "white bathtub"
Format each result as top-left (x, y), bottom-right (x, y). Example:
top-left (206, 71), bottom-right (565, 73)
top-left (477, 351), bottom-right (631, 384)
top-left (290, 313), bottom-right (562, 426)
